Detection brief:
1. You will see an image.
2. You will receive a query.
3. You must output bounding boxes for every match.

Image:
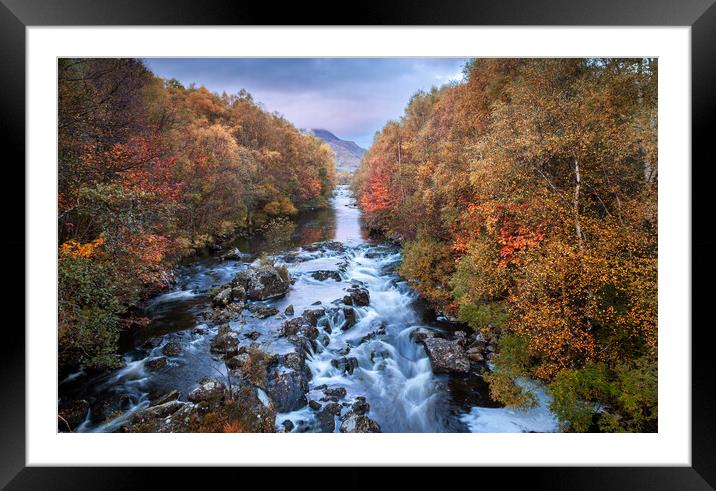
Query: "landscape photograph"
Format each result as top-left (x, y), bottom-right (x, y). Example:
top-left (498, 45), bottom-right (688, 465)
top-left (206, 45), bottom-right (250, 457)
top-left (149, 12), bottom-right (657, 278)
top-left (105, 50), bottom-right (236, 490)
top-left (57, 57), bottom-right (657, 434)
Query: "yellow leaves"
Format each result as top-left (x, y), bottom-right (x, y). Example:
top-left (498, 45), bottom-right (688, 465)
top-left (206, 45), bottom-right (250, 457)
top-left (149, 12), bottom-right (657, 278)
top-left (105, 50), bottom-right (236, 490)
top-left (60, 237), bottom-right (105, 258)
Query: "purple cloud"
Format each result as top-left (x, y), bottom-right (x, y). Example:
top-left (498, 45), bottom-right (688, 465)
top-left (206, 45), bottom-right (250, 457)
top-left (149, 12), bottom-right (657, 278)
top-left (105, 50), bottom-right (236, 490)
top-left (143, 58), bottom-right (469, 148)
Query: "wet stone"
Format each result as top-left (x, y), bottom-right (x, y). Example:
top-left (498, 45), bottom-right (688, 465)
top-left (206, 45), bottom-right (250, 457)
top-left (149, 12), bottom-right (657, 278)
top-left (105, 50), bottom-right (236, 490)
top-left (311, 270), bottom-right (342, 282)
top-left (161, 341), bottom-right (182, 357)
top-left (145, 356), bottom-right (169, 371)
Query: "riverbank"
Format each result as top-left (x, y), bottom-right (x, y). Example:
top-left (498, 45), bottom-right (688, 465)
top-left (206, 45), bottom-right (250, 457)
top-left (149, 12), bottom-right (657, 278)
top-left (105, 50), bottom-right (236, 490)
top-left (59, 186), bottom-right (558, 433)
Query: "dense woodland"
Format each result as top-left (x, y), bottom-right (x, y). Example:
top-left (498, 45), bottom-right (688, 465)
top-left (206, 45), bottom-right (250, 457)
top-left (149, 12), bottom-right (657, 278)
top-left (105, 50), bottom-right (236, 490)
top-left (354, 59), bottom-right (658, 432)
top-left (58, 59), bottom-right (336, 372)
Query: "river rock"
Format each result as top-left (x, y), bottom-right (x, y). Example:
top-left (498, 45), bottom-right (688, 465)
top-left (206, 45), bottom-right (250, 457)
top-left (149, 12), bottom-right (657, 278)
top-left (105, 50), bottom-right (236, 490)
top-left (302, 308), bottom-right (326, 326)
top-left (207, 301), bottom-right (245, 323)
top-left (91, 394), bottom-right (131, 422)
top-left (323, 241), bottom-right (345, 252)
top-left (344, 286), bottom-right (369, 306)
top-left (281, 350), bottom-right (306, 373)
top-left (210, 324), bottom-right (239, 355)
top-left (58, 400), bottom-right (89, 430)
top-left (188, 379), bottom-right (226, 404)
top-left (331, 356), bottom-right (359, 375)
top-left (454, 331), bottom-right (469, 346)
top-left (317, 408), bottom-right (336, 432)
top-left (410, 327), bottom-right (436, 344)
top-left (466, 347), bottom-right (485, 362)
top-left (267, 369), bottom-right (308, 412)
top-left (231, 286), bottom-right (247, 303)
top-left (132, 400), bottom-right (184, 424)
top-left (252, 306), bottom-right (278, 319)
top-left (284, 304), bottom-right (295, 316)
top-left (311, 270), bottom-right (342, 282)
top-left (281, 420), bottom-right (295, 432)
top-left (145, 356), bottom-right (168, 371)
top-left (161, 341), bottom-right (182, 357)
top-left (212, 287), bottom-right (234, 307)
top-left (422, 338), bottom-right (470, 373)
top-left (342, 307), bottom-right (356, 330)
top-left (308, 400), bottom-right (322, 411)
top-left (350, 397), bottom-right (370, 416)
top-left (339, 415), bottom-right (381, 433)
top-left (219, 247), bottom-right (251, 261)
top-left (151, 390), bottom-right (180, 406)
top-left (281, 317), bottom-right (319, 342)
top-left (232, 263), bottom-right (291, 301)
top-left (322, 386), bottom-right (347, 401)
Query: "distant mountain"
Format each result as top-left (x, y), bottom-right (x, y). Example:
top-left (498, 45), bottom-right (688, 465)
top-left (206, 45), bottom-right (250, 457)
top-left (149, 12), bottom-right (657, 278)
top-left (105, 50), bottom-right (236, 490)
top-left (303, 128), bottom-right (366, 174)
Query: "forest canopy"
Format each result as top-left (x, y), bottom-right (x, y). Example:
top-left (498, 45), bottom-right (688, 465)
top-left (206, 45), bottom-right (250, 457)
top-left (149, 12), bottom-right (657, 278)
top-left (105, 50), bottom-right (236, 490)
top-left (58, 58), bottom-right (335, 371)
top-left (354, 58), bottom-right (657, 432)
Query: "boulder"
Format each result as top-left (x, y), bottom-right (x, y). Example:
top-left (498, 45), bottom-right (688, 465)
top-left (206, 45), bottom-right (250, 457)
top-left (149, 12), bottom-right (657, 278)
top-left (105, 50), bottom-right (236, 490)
top-left (317, 408), bottom-right (337, 432)
top-left (281, 317), bottom-right (319, 341)
top-left (145, 356), bottom-right (168, 371)
top-left (422, 338), bottom-right (470, 374)
top-left (207, 302), bottom-right (244, 323)
top-left (302, 308), bottom-right (326, 327)
top-left (454, 331), bottom-right (469, 346)
top-left (251, 306), bottom-right (278, 319)
top-left (281, 420), bottom-right (295, 432)
top-left (331, 357), bottom-right (359, 375)
top-left (344, 286), bottom-right (369, 306)
top-left (322, 386), bottom-right (347, 401)
top-left (210, 324), bottom-right (239, 355)
top-left (150, 390), bottom-right (180, 407)
top-left (267, 369), bottom-right (308, 412)
top-left (132, 400), bottom-right (184, 424)
top-left (466, 347), bottom-right (485, 362)
top-left (310, 270), bottom-right (342, 282)
top-left (323, 241), bottom-right (345, 252)
top-left (90, 394), bottom-right (130, 422)
top-left (281, 350), bottom-right (306, 373)
top-left (342, 307), bottom-right (356, 330)
top-left (219, 247), bottom-right (251, 261)
top-left (232, 264), bottom-right (291, 301)
top-left (187, 379), bottom-right (226, 404)
top-left (339, 415), bottom-right (381, 433)
top-left (350, 397), bottom-right (370, 416)
top-left (284, 304), bottom-right (295, 316)
top-left (308, 400), bottom-right (322, 411)
top-left (161, 341), bottom-right (182, 357)
top-left (231, 286), bottom-right (247, 303)
top-left (410, 327), bottom-right (436, 344)
top-left (212, 287), bottom-right (233, 307)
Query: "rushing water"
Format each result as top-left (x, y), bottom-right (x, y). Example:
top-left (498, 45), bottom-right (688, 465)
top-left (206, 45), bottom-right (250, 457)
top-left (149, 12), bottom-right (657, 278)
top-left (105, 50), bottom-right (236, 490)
top-left (60, 185), bottom-right (558, 433)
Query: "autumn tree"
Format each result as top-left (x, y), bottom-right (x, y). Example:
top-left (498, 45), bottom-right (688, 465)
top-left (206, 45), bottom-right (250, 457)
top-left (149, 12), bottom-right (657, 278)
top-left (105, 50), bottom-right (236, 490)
top-left (355, 58), bottom-right (657, 432)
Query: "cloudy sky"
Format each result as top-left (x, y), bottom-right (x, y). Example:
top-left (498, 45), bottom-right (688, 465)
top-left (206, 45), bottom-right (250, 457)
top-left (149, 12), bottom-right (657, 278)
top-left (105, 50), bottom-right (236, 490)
top-left (144, 58), bottom-right (469, 149)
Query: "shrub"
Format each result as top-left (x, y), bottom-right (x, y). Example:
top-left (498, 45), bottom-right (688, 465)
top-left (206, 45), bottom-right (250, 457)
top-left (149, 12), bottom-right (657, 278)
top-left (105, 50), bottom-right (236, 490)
top-left (58, 252), bottom-right (124, 370)
top-left (482, 334), bottom-right (537, 408)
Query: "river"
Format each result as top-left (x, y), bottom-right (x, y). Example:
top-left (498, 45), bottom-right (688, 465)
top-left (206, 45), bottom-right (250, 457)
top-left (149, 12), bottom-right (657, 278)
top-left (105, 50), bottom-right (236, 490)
top-left (59, 185), bottom-right (558, 433)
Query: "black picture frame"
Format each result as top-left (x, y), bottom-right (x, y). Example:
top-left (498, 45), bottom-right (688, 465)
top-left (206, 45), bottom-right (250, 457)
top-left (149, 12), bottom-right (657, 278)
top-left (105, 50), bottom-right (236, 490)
top-left (3, 0), bottom-right (713, 488)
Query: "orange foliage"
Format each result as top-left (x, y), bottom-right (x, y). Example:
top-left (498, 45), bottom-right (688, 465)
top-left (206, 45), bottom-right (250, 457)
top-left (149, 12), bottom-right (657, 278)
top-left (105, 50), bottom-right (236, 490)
top-left (60, 237), bottom-right (105, 258)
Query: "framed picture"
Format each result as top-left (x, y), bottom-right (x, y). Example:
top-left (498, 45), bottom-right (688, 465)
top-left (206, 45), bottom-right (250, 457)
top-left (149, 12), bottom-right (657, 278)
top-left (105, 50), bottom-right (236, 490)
top-left (6, 0), bottom-right (713, 486)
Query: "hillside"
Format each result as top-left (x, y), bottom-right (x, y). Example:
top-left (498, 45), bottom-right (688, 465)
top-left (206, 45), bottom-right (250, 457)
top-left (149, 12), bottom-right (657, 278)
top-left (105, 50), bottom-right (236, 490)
top-left (304, 128), bottom-right (366, 174)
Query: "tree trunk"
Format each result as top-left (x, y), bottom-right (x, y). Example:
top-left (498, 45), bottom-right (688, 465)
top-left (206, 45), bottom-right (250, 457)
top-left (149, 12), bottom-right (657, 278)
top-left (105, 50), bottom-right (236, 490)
top-left (574, 157), bottom-right (584, 252)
